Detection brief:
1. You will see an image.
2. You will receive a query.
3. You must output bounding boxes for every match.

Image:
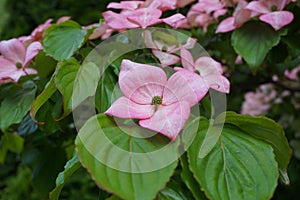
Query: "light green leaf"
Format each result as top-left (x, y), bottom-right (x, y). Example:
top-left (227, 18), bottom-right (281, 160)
top-left (2, 132), bottom-right (24, 153)
top-left (0, 81), bottom-right (36, 130)
top-left (231, 21), bottom-right (280, 72)
top-left (30, 76), bottom-right (56, 123)
top-left (188, 125), bottom-right (278, 200)
top-left (157, 180), bottom-right (191, 200)
top-left (54, 57), bottom-right (80, 118)
top-left (43, 20), bottom-right (87, 61)
top-left (49, 152), bottom-right (81, 200)
top-left (72, 62), bottom-right (101, 108)
top-left (76, 114), bottom-right (178, 200)
top-left (215, 111), bottom-right (292, 184)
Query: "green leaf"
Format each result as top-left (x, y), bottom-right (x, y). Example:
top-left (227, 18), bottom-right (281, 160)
top-left (72, 62), bottom-right (101, 108)
top-left (180, 154), bottom-right (208, 200)
top-left (0, 81), bottom-right (36, 130)
top-left (2, 132), bottom-right (24, 153)
top-left (76, 114), bottom-right (178, 200)
top-left (30, 76), bottom-right (56, 122)
top-left (34, 51), bottom-right (57, 77)
top-left (18, 115), bottom-right (38, 136)
top-left (215, 111), bottom-right (292, 184)
top-left (43, 20), bottom-right (87, 61)
top-left (188, 125), bottom-right (278, 200)
top-left (231, 21), bottom-right (280, 72)
top-left (49, 152), bottom-right (81, 200)
top-left (157, 180), bottom-right (191, 200)
top-left (95, 66), bottom-right (118, 113)
top-left (54, 57), bottom-right (80, 119)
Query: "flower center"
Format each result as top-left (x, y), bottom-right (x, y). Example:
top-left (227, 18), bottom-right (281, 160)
top-left (151, 96), bottom-right (162, 105)
top-left (16, 62), bottom-right (22, 69)
top-left (271, 5), bottom-right (277, 11)
top-left (194, 69), bottom-right (200, 75)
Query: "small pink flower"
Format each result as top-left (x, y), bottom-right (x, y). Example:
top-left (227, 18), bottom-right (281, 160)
top-left (176, 48), bottom-right (230, 93)
top-left (246, 0), bottom-right (294, 30)
top-left (0, 38), bottom-right (42, 83)
top-left (105, 59), bottom-right (208, 140)
top-left (284, 66), bottom-right (300, 80)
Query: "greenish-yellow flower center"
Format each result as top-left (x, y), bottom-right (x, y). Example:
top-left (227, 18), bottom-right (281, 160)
top-left (194, 69), bottom-right (200, 75)
top-left (151, 96), bottom-right (162, 105)
top-left (271, 5), bottom-right (277, 12)
top-left (16, 62), bottom-right (22, 69)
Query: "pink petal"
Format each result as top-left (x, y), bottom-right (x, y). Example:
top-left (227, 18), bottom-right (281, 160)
top-left (177, 0), bottom-right (196, 8)
top-left (146, 0), bottom-right (177, 11)
top-left (180, 38), bottom-right (197, 50)
top-left (0, 38), bottom-right (26, 64)
top-left (139, 101), bottom-right (190, 140)
top-left (163, 69), bottom-right (208, 107)
top-left (56, 16), bottom-right (71, 24)
top-left (105, 96), bottom-right (155, 119)
top-left (246, 1), bottom-right (270, 14)
top-left (107, 1), bottom-right (144, 10)
top-left (119, 59), bottom-right (167, 104)
top-left (194, 56), bottom-right (223, 76)
top-left (204, 74), bottom-right (230, 93)
top-left (143, 30), bottom-right (157, 49)
top-left (30, 19), bottom-right (53, 41)
top-left (0, 58), bottom-right (18, 78)
top-left (162, 13), bottom-right (186, 28)
top-left (234, 8), bottom-right (253, 27)
top-left (103, 11), bottom-right (139, 30)
top-left (23, 42), bottom-right (43, 67)
top-left (216, 17), bottom-right (237, 33)
top-left (180, 48), bottom-right (195, 71)
top-left (213, 9), bottom-right (228, 19)
top-left (24, 68), bottom-right (37, 75)
top-left (259, 11), bottom-right (294, 30)
top-left (127, 8), bottom-right (162, 29)
top-left (152, 50), bottom-right (180, 66)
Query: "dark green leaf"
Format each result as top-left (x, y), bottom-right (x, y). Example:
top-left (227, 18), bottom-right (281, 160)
top-left (18, 115), bottom-right (38, 136)
top-left (231, 21), bottom-right (280, 72)
top-left (0, 81), bottom-right (36, 130)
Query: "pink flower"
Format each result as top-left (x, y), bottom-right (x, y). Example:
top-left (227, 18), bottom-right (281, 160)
top-left (177, 0), bottom-right (196, 8)
top-left (87, 22), bottom-right (113, 40)
top-left (246, 0), bottom-right (294, 30)
top-left (176, 48), bottom-right (230, 93)
top-left (0, 38), bottom-right (42, 83)
top-left (105, 59), bottom-right (208, 140)
top-left (284, 65), bottom-right (300, 80)
top-left (144, 30), bottom-right (196, 66)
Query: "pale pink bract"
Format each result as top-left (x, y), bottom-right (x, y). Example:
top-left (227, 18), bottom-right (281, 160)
top-left (105, 59), bottom-right (208, 140)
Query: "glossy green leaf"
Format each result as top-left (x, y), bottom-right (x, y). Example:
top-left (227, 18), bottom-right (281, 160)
top-left (76, 114), bottom-right (178, 200)
top-left (54, 57), bottom-right (80, 118)
top-left (180, 154), bottom-right (208, 200)
top-left (2, 132), bottom-right (24, 153)
top-left (231, 21), bottom-right (280, 72)
top-left (30, 76), bottom-right (56, 122)
top-left (215, 111), bottom-right (292, 184)
top-left (0, 81), bottom-right (36, 130)
top-left (72, 62), bottom-right (101, 108)
top-left (49, 152), bottom-right (81, 200)
top-left (43, 20), bottom-right (87, 61)
top-left (188, 125), bottom-right (278, 200)
top-left (18, 115), bottom-right (38, 136)
top-left (95, 66), bottom-right (118, 113)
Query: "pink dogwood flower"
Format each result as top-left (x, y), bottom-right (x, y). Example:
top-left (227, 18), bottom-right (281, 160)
top-left (246, 0), bottom-right (294, 30)
top-left (284, 65), bottom-right (300, 80)
top-left (105, 59), bottom-right (208, 140)
top-left (0, 38), bottom-right (42, 83)
top-left (176, 48), bottom-right (230, 93)
top-left (144, 30), bottom-right (196, 66)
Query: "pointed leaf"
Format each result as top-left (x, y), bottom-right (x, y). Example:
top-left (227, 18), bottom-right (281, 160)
top-left (231, 21), bottom-right (280, 72)
top-left (188, 125), bottom-right (278, 200)
top-left (75, 114), bottom-right (178, 200)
